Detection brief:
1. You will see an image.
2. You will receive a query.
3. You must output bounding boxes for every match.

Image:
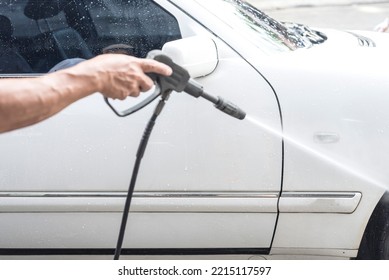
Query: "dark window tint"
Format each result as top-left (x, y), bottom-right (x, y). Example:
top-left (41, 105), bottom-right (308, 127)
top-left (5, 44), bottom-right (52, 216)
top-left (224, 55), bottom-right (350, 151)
top-left (85, 0), bottom-right (181, 58)
top-left (0, 0), bottom-right (181, 74)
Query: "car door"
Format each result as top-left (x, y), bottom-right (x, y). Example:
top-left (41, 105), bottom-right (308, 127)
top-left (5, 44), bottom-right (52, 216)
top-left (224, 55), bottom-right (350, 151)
top-left (0, 0), bottom-right (282, 257)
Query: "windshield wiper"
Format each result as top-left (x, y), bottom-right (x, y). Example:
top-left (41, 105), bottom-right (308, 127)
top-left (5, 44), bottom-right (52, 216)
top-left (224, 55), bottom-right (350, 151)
top-left (282, 22), bottom-right (327, 44)
top-left (235, 0), bottom-right (312, 49)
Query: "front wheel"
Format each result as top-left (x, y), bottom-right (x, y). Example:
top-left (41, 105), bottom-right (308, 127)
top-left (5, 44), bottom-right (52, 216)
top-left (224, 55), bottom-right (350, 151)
top-left (356, 192), bottom-right (389, 260)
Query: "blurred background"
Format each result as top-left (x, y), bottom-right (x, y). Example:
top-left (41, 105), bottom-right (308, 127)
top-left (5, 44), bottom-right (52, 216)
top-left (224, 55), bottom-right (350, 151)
top-left (247, 0), bottom-right (389, 31)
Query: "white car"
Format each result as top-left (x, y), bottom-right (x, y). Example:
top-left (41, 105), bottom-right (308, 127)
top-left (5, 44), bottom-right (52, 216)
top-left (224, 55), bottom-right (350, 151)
top-left (0, 0), bottom-right (388, 260)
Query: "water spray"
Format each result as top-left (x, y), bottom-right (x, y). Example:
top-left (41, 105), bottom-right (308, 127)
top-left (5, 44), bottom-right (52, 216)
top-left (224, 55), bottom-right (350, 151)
top-left (245, 115), bottom-right (387, 190)
top-left (105, 50), bottom-right (246, 260)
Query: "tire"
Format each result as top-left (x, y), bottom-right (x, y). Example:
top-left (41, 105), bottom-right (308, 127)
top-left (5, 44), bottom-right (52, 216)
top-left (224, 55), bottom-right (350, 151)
top-left (356, 191), bottom-right (389, 260)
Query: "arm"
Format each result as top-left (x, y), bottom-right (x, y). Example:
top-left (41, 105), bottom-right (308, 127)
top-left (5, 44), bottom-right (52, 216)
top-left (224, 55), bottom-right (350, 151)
top-left (0, 54), bottom-right (172, 133)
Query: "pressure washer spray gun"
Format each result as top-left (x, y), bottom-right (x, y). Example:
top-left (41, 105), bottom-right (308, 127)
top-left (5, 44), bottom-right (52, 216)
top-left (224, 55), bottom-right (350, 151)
top-left (105, 50), bottom-right (246, 120)
top-left (104, 50), bottom-right (246, 260)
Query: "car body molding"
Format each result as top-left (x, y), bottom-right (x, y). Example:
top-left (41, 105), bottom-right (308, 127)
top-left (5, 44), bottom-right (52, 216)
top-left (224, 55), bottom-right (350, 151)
top-left (279, 192), bottom-right (362, 213)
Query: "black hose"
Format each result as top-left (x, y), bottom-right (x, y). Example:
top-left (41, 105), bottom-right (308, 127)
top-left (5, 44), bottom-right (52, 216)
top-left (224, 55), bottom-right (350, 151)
top-left (113, 98), bottom-right (166, 260)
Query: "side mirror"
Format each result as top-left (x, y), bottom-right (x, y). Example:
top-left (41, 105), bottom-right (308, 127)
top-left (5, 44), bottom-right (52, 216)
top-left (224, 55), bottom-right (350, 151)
top-left (162, 36), bottom-right (218, 78)
top-left (105, 36), bottom-right (219, 117)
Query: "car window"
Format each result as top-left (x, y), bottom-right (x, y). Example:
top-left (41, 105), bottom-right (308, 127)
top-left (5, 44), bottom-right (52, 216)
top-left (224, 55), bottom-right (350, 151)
top-left (0, 0), bottom-right (181, 74)
top-left (85, 0), bottom-right (181, 58)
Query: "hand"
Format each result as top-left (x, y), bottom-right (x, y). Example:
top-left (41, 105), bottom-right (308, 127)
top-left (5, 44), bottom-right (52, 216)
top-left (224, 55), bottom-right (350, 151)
top-left (72, 54), bottom-right (172, 100)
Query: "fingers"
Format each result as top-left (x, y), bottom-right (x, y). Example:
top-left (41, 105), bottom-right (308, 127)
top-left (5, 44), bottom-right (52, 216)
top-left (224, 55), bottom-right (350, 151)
top-left (137, 75), bottom-right (154, 93)
top-left (138, 59), bottom-right (173, 76)
top-left (122, 74), bottom-right (155, 98)
top-left (86, 55), bottom-right (172, 100)
top-left (131, 58), bottom-right (171, 94)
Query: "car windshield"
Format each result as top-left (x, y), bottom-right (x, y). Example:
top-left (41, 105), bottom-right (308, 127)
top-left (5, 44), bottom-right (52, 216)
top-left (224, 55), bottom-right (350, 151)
top-left (194, 0), bottom-right (313, 52)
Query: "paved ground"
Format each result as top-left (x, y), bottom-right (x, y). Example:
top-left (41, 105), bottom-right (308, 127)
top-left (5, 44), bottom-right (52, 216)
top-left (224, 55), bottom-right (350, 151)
top-left (249, 0), bottom-right (389, 10)
top-left (247, 0), bottom-right (389, 30)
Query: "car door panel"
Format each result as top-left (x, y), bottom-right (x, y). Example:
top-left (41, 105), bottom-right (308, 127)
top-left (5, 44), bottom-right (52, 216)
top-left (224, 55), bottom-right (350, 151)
top-left (0, 0), bottom-right (282, 253)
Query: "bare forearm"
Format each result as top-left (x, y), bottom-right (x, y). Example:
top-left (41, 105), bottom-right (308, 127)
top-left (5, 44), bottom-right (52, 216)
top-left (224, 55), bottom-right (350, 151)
top-left (0, 71), bottom-right (96, 133)
top-left (0, 54), bottom-right (171, 133)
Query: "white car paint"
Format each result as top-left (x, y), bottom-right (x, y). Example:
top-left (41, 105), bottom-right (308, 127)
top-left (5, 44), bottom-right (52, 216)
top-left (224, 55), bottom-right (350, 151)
top-left (0, 0), bottom-right (388, 259)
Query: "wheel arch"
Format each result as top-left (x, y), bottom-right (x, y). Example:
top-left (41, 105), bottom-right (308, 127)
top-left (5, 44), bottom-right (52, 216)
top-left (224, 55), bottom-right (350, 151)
top-left (357, 191), bottom-right (389, 259)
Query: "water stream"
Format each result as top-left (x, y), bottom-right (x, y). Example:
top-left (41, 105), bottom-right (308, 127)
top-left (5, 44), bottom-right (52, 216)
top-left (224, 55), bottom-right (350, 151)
top-left (245, 114), bottom-right (387, 189)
